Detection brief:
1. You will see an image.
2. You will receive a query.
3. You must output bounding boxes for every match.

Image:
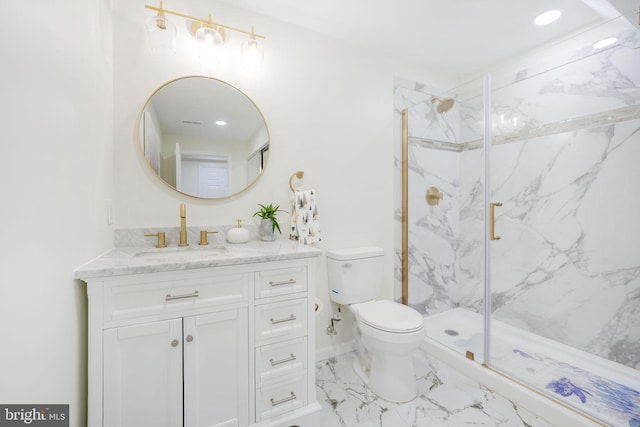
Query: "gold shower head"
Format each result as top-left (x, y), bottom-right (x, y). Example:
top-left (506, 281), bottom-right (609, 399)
top-left (431, 96), bottom-right (455, 114)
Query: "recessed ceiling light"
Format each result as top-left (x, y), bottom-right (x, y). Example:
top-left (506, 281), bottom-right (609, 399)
top-left (593, 37), bottom-right (618, 49)
top-left (534, 10), bottom-right (562, 26)
top-left (215, 120), bottom-right (227, 126)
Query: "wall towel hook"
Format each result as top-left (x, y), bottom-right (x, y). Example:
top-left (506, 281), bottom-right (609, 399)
top-left (289, 171), bottom-right (304, 192)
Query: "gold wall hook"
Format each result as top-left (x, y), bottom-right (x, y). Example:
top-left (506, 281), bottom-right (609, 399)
top-left (490, 202), bottom-right (503, 240)
top-left (289, 171), bottom-right (304, 192)
top-left (425, 186), bottom-right (444, 206)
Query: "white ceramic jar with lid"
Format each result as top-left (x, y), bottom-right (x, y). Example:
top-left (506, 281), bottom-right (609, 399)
top-left (227, 219), bottom-right (250, 244)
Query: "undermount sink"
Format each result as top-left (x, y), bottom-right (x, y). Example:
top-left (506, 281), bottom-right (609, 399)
top-left (133, 246), bottom-right (229, 262)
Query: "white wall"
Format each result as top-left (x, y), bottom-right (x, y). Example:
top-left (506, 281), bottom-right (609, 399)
top-left (0, 1), bottom-right (450, 423)
top-left (0, 1), bottom-right (114, 426)
top-left (113, 0), bottom-right (451, 350)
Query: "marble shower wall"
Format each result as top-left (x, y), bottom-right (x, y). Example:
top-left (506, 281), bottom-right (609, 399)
top-left (394, 78), bottom-right (472, 315)
top-left (394, 24), bottom-right (640, 368)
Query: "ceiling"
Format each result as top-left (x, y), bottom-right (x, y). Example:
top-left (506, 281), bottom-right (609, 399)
top-left (148, 77), bottom-right (265, 142)
top-left (216, 0), bottom-right (624, 79)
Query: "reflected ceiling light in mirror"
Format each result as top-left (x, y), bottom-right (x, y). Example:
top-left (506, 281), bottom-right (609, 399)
top-left (242, 27), bottom-right (264, 72)
top-left (144, 2), bottom-right (266, 70)
top-left (215, 120), bottom-right (227, 126)
top-left (145, 0), bottom-right (177, 55)
top-left (534, 10), bottom-right (562, 26)
top-left (593, 37), bottom-right (617, 49)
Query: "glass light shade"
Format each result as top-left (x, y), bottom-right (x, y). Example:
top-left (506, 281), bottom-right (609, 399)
top-left (196, 26), bottom-right (224, 64)
top-left (241, 37), bottom-right (264, 72)
top-left (146, 13), bottom-right (176, 55)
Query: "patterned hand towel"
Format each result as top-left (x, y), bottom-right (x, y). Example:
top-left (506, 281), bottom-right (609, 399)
top-left (290, 190), bottom-right (322, 244)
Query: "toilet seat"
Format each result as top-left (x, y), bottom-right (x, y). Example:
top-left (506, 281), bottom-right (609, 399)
top-left (356, 300), bottom-right (424, 333)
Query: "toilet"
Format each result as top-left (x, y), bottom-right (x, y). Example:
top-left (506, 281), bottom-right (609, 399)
top-left (326, 246), bottom-right (425, 403)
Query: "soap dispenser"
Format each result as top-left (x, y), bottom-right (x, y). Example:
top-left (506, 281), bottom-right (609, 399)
top-left (226, 219), bottom-right (250, 244)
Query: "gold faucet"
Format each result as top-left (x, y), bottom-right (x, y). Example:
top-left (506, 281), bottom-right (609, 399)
top-left (179, 203), bottom-right (188, 247)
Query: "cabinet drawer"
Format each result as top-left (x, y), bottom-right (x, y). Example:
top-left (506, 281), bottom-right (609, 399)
top-left (255, 337), bottom-right (307, 384)
top-left (254, 299), bottom-right (308, 345)
top-left (256, 375), bottom-right (307, 421)
top-left (104, 273), bottom-right (248, 323)
top-left (255, 266), bottom-right (307, 299)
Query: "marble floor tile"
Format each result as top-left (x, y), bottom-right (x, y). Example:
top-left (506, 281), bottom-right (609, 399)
top-left (315, 351), bottom-right (555, 427)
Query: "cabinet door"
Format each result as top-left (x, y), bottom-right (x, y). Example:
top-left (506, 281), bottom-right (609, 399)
top-left (183, 308), bottom-right (249, 427)
top-left (104, 319), bottom-right (183, 427)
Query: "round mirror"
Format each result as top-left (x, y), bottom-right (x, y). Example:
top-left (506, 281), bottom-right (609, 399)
top-left (138, 76), bottom-right (269, 199)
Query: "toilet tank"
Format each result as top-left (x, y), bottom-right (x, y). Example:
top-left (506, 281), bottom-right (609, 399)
top-left (326, 246), bottom-right (384, 305)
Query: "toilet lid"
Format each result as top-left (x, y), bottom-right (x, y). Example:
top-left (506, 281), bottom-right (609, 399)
top-left (357, 300), bottom-right (424, 333)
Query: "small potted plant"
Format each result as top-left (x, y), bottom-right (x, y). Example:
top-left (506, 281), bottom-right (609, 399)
top-left (253, 203), bottom-right (287, 241)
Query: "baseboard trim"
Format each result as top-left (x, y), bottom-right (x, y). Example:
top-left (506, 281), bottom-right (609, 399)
top-left (315, 340), bottom-right (356, 363)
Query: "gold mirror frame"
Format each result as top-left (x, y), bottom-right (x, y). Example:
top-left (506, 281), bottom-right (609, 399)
top-left (137, 76), bottom-right (270, 200)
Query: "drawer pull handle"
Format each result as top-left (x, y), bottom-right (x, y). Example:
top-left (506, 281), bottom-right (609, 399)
top-left (270, 314), bottom-right (296, 324)
top-left (269, 279), bottom-right (296, 287)
top-left (165, 291), bottom-right (199, 301)
top-left (270, 354), bottom-right (296, 366)
top-left (270, 392), bottom-right (296, 407)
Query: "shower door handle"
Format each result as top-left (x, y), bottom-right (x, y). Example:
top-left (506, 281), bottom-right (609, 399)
top-left (490, 202), bottom-right (503, 240)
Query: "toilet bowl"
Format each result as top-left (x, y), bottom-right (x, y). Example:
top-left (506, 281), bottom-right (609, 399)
top-left (351, 300), bottom-right (425, 402)
top-left (326, 247), bottom-right (425, 403)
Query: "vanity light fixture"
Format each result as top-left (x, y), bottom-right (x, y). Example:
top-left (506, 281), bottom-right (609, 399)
top-left (534, 10), bottom-right (562, 26)
top-left (145, 0), bottom-right (177, 55)
top-left (144, 2), bottom-right (265, 71)
top-left (215, 120), bottom-right (227, 126)
top-left (195, 15), bottom-right (224, 64)
top-left (241, 27), bottom-right (264, 72)
top-left (593, 37), bottom-right (618, 49)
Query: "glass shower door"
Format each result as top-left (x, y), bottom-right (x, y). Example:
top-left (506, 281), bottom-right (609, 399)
top-left (486, 15), bottom-right (640, 427)
top-left (400, 75), bottom-right (488, 364)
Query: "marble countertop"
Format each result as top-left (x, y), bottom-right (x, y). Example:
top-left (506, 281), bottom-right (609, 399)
top-left (74, 240), bottom-right (323, 280)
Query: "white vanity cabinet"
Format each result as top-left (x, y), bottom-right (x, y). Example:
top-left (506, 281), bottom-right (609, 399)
top-left (103, 309), bottom-right (249, 427)
top-left (103, 318), bottom-right (183, 427)
top-left (79, 251), bottom-right (320, 427)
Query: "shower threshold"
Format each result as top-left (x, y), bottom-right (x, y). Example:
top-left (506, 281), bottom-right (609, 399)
top-left (424, 308), bottom-right (640, 427)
